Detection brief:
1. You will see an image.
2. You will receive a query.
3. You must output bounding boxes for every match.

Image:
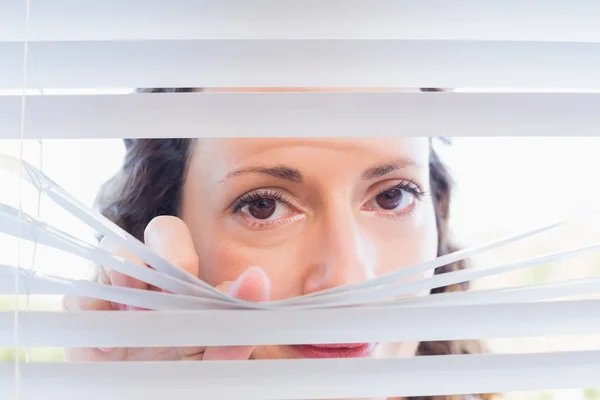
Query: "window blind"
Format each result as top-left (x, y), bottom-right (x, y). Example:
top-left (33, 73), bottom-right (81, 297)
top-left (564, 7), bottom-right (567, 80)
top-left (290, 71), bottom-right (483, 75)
top-left (2, 0), bottom-right (600, 90)
top-left (2, 92), bottom-right (600, 139)
top-left (2, 1), bottom-right (600, 400)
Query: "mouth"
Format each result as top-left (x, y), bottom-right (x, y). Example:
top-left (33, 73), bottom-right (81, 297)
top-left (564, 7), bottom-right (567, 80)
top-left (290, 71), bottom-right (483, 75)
top-left (290, 343), bottom-right (377, 358)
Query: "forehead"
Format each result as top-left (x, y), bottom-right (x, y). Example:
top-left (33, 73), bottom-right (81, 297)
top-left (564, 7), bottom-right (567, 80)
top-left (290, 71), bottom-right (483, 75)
top-left (193, 138), bottom-right (431, 165)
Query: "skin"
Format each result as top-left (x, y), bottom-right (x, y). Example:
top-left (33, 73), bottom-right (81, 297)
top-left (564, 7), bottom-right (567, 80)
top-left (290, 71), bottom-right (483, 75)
top-left (64, 137), bottom-right (439, 400)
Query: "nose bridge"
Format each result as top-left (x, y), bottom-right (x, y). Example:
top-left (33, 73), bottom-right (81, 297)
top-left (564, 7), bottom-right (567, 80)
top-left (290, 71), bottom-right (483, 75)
top-left (304, 198), bottom-right (376, 294)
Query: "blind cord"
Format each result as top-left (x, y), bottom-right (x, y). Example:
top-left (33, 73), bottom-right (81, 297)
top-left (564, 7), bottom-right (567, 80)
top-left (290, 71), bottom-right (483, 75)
top-left (15, 1), bottom-right (32, 399)
top-left (25, 138), bottom-right (43, 364)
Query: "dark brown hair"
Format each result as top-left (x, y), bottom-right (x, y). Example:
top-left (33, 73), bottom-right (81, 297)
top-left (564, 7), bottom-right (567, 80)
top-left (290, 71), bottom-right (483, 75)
top-left (96, 88), bottom-right (493, 400)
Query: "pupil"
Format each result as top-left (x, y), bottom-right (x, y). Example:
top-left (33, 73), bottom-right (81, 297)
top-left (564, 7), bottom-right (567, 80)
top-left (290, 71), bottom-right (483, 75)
top-left (248, 198), bottom-right (276, 219)
top-left (376, 189), bottom-right (402, 210)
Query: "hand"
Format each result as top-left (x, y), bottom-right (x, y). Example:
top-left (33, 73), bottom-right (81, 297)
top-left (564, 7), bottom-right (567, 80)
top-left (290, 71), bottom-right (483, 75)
top-left (62, 215), bottom-right (271, 362)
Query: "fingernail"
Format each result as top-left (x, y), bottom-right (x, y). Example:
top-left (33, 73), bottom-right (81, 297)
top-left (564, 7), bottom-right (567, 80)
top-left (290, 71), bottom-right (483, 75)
top-left (98, 347), bottom-right (116, 353)
top-left (231, 266), bottom-right (265, 292)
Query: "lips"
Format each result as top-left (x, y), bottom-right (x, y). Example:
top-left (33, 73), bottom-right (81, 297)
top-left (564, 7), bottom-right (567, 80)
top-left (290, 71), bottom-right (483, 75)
top-left (290, 343), bottom-right (376, 358)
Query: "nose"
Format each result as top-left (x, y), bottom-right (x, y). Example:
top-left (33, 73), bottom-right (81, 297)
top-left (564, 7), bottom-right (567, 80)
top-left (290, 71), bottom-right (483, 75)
top-left (302, 203), bottom-right (377, 295)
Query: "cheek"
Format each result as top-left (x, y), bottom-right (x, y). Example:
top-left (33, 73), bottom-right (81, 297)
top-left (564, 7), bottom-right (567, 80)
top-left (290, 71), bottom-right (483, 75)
top-left (368, 204), bottom-right (439, 287)
top-left (190, 227), bottom-right (308, 301)
top-left (181, 184), bottom-right (308, 297)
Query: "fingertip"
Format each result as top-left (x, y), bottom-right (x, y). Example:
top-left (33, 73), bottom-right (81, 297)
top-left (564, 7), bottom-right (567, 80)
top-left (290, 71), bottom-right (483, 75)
top-left (230, 266), bottom-right (271, 302)
top-left (144, 216), bottom-right (200, 277)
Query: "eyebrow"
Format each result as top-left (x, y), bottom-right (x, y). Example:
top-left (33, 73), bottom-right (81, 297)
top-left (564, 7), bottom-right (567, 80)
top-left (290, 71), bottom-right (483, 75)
top-left (222, 158), bottom-right (422, 183)
top-left (224, 165), bottom-right (303, 183)
top-left (361, 159), bottom-right (423, 180)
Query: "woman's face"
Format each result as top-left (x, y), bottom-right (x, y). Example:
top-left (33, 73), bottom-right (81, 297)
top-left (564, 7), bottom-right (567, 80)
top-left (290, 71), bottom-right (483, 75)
top-left (180, 137), bottom-right (438, 360)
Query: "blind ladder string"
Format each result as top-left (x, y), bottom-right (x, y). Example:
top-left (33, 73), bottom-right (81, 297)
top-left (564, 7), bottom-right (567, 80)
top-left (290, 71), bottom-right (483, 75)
top-left (15, 0), bottom-right (32, 399)
top-left (24, 138), bottom-right (43, 364)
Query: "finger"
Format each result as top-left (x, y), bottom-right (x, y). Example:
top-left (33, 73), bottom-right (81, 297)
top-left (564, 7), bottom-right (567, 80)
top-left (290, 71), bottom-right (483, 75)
top-left (229, 266), bottom-right (271, 302)
top-left (99, 237), bottom-right (149, 311)
top-left (202, 266), bottom-right (271, 361)
top-left (65, 236), bottom-right (153, 360)
top-left (144, 216), bottom-right (200, 278)
top-left (63, 256), bottom-right (116, 314)
top-left (62, 287), bottom-right (114, 313)
top-left (62, 277), bottom-right (120, 357)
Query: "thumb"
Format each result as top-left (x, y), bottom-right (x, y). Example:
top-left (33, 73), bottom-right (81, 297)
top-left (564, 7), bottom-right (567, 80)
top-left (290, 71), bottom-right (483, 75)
top-left (201, 266), bottom-right (271, 361)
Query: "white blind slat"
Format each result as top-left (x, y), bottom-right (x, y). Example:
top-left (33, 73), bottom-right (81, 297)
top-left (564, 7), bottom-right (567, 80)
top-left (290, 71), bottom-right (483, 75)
top-left (290, 243), bottom-right (600, 306)
top-left (3, 263), bottom-right (600, 310)
top-left (0, 204), bottom-right (233, 300)
top-left (395, 277), bottom-right (600, 306)
top-left (1, 300), bottom-right (599, 347)
top-left (2, 351), bottom-right (599, 400)
top-left (0, 265), bottom-right (245, 310)
top-left (2, 41), bottom-right (600, 90)
top-left (1, 0), bottom-right (600, 42)
top-left (2, 92), bottom-right (600, 139)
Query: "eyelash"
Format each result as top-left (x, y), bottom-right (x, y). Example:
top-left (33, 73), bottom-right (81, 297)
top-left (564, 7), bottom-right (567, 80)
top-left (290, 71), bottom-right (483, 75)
top-left (232, 189), bottom-right (291, 213)
top-left (375, 180), bottom-right (426, 202)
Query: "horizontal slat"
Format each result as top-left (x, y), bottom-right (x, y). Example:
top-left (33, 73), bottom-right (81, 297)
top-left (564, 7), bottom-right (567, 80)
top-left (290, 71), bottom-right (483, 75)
top-left (2, 0), bottom-right (600, 42)
top-left (0, 203), bottom-right (235, 302)
top-left (5, 263), bottom-right (600, 309)
top-left (2, 92), bottom-right (600, 139)
top-left (2, 351), bottom-right (600, 399)
top-left (291, 242), bottom-right (600, 306)
top-left (2, 40), bottom-right (600, 90)
top-left (0, 265), bottom-right (240, 310)
top-left (4, 261), bottom-right (600, 310)
top-left (395, 277), bottom-right (600, 307)
top-left (2, 300), bottom-right (599, 347)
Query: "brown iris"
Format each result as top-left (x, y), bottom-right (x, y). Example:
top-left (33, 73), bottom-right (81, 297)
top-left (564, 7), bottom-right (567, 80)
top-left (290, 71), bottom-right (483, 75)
top-left (247, 198), bottom-right (277, 219)
top-left (375, 188), bottom-right (403, 210)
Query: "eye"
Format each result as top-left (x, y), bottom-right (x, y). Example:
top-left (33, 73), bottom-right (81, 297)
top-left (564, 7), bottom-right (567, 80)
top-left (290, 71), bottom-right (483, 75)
top-left (363, 181), bottom-right (424, 215)
top-left (233, 189), bottom-right (298, 225)
top-left (375, 188), bottom-right (408, 210)
top-left (375, 187), bottom-right (414, 211)
top-left (243, 198), bottom-right (278, 219)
